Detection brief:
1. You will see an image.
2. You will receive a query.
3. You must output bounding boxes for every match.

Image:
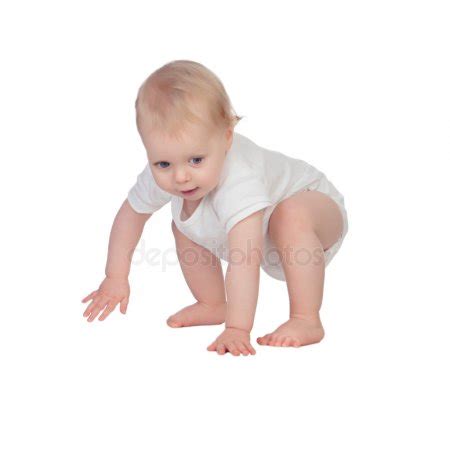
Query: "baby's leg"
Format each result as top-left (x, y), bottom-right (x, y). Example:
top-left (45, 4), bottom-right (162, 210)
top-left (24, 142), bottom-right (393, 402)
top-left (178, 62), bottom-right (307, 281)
top-left (257, 190), bottom-right (343, 347)
top-left (167, 220), bottom-right (227, 327)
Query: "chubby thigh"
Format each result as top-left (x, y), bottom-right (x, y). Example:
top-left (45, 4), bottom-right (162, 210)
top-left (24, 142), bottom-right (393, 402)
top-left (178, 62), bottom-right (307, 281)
top-left (268, 190), bottom-right (344, 253)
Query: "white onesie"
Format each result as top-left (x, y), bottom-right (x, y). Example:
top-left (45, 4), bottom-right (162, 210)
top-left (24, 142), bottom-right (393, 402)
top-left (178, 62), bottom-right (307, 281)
top-left (127, 132), bottom-right (349, 281)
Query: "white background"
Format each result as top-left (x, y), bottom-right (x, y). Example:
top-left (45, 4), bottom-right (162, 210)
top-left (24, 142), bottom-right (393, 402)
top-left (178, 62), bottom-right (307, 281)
top-left (1, 1), bottom-right (449, 448)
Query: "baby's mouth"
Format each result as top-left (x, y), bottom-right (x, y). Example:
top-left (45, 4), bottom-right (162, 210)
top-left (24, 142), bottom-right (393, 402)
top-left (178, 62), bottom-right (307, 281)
top-left (180, 187), bottom-right (199, 195)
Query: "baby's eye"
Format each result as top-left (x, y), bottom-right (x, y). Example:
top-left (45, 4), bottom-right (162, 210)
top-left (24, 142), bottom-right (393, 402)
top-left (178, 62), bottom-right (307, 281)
top-left (189, 157), bottom-right (203, 165)
top-left (156, 161), bottom-right (170, 169)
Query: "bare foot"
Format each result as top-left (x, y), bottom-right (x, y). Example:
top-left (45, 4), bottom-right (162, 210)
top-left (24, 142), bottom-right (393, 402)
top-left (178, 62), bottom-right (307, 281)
top-left (256, 316), bottom-right (325, 347)
top-left (167, 302), bottom-right (226, 328)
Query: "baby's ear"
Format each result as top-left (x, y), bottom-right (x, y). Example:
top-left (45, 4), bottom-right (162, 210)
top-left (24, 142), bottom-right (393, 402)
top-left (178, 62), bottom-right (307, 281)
top-left (225, 127), bottom-right (234, 149)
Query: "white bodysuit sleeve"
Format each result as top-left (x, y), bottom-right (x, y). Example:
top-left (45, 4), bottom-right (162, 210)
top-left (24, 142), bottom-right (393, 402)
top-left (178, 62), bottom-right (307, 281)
top-left (213, 171), bottom-right (272, 234)
top-left (127, 163), bottom-right (171, 213)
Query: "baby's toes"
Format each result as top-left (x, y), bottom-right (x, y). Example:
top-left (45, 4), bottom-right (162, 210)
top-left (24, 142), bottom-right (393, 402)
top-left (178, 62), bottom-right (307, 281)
top-left (257, 334), bottom-right (270, 345)
top-left (280, 336), bottom-right (292, 347)
top-left (292, 338), bottom-right (302, 347)
top-left (267, 334), bottom-right (280, 346)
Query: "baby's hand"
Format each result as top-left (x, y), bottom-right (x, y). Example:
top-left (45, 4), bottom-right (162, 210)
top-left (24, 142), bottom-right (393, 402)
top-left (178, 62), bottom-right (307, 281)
top-left (207, 327), bottom-right (256, 356)
top-left (81, 276), bottom-right (130, 322)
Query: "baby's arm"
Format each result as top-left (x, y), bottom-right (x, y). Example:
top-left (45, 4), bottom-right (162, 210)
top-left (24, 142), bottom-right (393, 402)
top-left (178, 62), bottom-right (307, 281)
top-left (81, 199), bottom-right (152, 321)
top-left (207, 209), bottom-right (265, 356)
top-left (105, 199), bottom-right (152, 279)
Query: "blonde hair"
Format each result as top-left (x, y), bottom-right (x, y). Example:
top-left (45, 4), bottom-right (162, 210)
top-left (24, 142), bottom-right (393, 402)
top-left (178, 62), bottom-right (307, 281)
top-left (135, 60), bottom-right (243, 140)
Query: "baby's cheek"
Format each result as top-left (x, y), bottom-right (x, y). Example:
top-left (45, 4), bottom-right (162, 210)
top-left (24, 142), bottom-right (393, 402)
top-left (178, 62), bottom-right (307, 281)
top-left (154, 174), bottom-right (170, 190)
top-left (203, 168), bottom-right (221, 185)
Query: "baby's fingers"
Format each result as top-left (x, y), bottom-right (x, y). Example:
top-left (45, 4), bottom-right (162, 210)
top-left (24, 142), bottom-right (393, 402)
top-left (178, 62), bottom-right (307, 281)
top-left (119, 297), bottom-right (129, 314)
top-left (85, 302), bottom-right (108, 322)
top-left (82, 293), bottom-right (102, 317)
top-left (217, 343), bottom-right (227, 355)
top-left (207, 340), bottom-right (218, 352)
top-left (98, 302), bottom-right (118, 321)
top-left (245, 342), bottom-right (256, 355)
top-left (83, 296), bottom-right (107, 321)
top-left (225, 341), bottom-right (240, 356)
top-left (81, 290), bottom-right (97, 303)
top-left (235, 341), bottom-right (250, 356)
top-left (82, 298), bottom-right (97, 317)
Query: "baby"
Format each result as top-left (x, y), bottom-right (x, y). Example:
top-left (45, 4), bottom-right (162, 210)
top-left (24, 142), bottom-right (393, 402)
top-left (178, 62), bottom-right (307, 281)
top-left (81, 60), bottom-right (349, 356)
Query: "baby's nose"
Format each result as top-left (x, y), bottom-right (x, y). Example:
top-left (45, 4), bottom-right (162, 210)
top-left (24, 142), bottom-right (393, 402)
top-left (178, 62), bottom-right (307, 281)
top-left (174, 168), bottom-right (191, 183)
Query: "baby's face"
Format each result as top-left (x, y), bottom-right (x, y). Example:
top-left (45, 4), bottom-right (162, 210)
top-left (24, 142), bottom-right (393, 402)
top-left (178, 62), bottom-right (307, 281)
top-left (140, 123), bottom-right (233, 202)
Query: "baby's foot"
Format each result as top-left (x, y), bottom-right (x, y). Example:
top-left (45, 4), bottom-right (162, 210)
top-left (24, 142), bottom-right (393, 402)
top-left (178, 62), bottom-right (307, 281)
top-left (256, 316), bottom-right (325, 347)
top-left (167, 302), bottom-right (226, 328)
